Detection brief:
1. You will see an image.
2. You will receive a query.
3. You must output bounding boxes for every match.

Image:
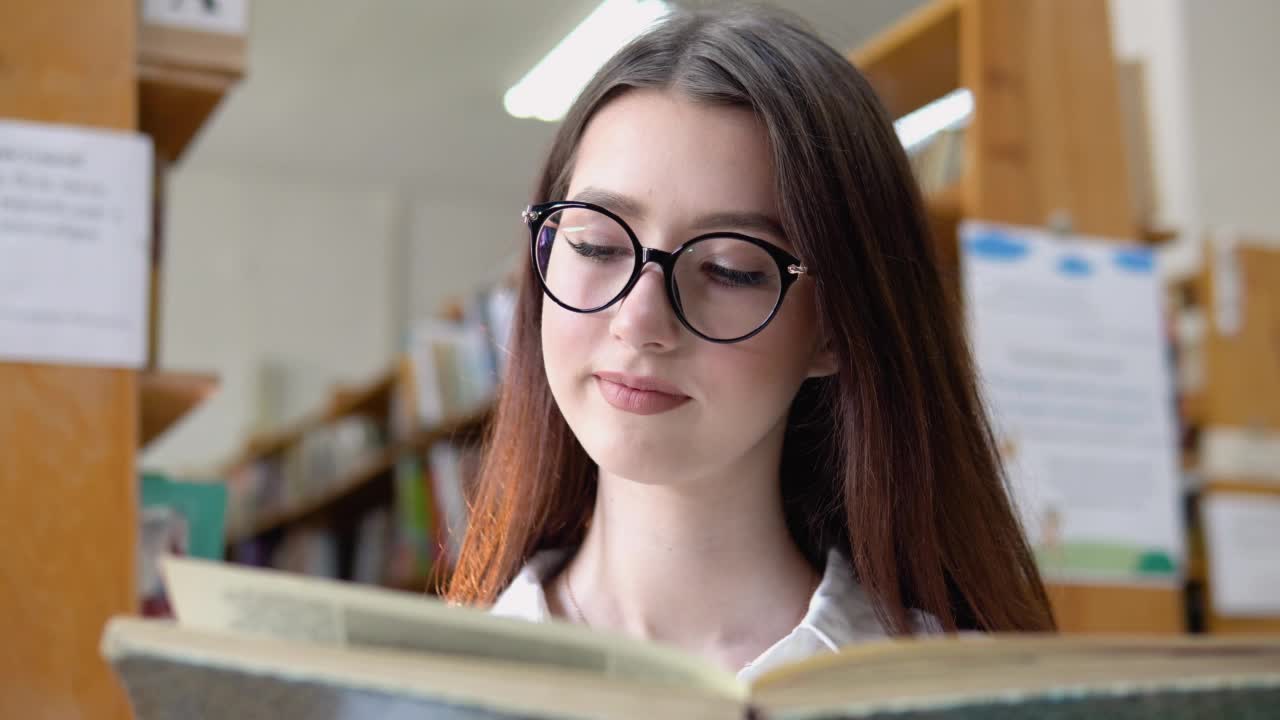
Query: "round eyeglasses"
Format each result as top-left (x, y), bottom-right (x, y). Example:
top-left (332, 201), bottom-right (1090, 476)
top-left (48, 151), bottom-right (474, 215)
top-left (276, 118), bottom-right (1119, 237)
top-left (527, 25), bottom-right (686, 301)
top-left (524, 200), bottom-right (809, 343)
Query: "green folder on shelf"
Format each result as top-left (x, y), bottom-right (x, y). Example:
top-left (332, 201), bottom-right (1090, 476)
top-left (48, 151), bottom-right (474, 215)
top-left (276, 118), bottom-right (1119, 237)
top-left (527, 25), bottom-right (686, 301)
top-left (139, 472), bottom-right (228, 615)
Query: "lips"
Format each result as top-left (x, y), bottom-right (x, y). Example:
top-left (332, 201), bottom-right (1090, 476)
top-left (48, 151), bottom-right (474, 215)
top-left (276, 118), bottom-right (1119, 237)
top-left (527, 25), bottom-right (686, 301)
top-left (593, 371), bottom-right (686, 396)
top-left (593, 371), bottom-right (690, 416)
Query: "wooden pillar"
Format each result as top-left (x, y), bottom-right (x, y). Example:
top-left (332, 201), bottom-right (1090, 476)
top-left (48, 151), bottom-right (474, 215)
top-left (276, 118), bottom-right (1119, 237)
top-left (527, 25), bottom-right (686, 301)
top-left (0, 1), bottom-right (139, 718)
top-left (962, 0), bottom-right (1138, 238)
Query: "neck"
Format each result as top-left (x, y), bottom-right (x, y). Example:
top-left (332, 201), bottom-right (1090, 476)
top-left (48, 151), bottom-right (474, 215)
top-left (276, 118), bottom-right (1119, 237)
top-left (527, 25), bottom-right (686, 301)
top-left (562, 421), bottom-right (818, 665)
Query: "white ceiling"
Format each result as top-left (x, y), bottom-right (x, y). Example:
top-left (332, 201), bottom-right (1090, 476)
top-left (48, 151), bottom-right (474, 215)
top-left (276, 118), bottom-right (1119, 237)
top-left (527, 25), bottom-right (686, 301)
top-left (180, 0), bottom-right (925, 199)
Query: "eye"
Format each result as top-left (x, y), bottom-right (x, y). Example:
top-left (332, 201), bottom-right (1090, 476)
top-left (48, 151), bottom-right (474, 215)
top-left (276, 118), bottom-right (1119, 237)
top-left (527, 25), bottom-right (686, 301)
top-left (566, 238), bottom-right (630, 262)
top-left (701, 262), bottom-right (769, 288)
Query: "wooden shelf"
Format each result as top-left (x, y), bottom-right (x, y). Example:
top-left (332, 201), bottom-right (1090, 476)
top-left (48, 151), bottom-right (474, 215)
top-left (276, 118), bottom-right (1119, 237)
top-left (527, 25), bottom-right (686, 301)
top-left (222, 366), bottom-right (399, 473)
top-left (140, 370), bottom-right (218, 448)
top-left (138, 64), bottom-right (236, 163)
top-left (227, 443), bottom-right (401, 544)
top-left (1202, 480), bottom-right (1280, 497)
top-left (137, 22), bottom-right (244, 162)
top-left (849, 0), bottom-right (960, 119)
top-left (404, 407), bottom-right (492, 452)
top-left (329, 369), bottom-right (401, 422)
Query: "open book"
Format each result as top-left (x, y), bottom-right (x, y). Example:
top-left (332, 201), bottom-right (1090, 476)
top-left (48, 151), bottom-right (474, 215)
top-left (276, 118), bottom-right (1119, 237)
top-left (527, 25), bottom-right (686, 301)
top-left (101, 556), bottom-right (1280, 719)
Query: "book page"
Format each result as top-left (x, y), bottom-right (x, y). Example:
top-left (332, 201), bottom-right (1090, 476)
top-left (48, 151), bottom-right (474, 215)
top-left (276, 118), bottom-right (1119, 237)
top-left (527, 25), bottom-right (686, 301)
top-left (749, 635), bottom-right (1280, 718)
top-left (160, 555), bottom-right (743, 700)
top-left (102, 618), bottom-right (742, 720)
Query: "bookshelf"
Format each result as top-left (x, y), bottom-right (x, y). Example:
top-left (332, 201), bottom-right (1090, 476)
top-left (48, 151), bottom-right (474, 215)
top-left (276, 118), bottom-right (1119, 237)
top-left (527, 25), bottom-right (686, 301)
top-left (850, 0), bottom-right (1176, 633)
top-left (220, 349), bottom-right (494, 592)
top-left (217, 246), bottom-right (513, 592)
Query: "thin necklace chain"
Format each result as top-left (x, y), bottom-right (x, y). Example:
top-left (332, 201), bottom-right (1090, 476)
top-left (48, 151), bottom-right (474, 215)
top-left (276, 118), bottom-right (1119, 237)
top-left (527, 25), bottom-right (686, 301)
top-left (565, 568), bottom-right (590, 626)
top-left (563, 565), bottom-right (822, 628)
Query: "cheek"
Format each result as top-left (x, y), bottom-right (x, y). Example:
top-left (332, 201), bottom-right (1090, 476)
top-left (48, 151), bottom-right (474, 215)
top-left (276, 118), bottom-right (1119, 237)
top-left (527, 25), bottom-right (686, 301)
top-left (735, 282), bottom-right (822, 379)
top-left (699, 297), bottom-right (821, 416)
top-left (541, 302), bottom-right (601, 391)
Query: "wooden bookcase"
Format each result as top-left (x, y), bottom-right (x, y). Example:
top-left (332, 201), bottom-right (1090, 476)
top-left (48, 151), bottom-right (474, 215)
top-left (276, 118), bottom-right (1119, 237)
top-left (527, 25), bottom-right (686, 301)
top-left (0, 2), bottom-right (239, 717)
top-left (850, 0), bottom-right (1182, 633)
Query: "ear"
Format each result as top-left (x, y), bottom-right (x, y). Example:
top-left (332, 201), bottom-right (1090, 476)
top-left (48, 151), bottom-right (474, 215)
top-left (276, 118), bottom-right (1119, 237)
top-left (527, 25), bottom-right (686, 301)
top-left (805, 332), bottom-right (838, 379)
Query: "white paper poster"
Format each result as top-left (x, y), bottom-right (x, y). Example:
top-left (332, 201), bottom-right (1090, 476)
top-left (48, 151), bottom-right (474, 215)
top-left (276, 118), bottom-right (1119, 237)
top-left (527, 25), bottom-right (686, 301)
top-left (0, 120), bottom-right (153, 369)
top-left (960, 221), bottom-right (1183, 585)
top-left (1202, 493), bottom-right (1280, 617)
top-left (142, 0), bottom-right (249, 35)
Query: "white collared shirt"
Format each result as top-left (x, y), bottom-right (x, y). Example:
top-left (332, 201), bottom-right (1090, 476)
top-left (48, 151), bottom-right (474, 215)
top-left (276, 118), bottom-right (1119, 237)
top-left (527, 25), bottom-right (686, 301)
top-left (490, 547), bottom-right (942, 682)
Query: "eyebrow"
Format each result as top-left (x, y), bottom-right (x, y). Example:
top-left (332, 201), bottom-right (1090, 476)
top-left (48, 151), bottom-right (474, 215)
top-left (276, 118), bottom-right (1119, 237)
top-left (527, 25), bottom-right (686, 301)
top-left (568, 186), bottom-right (786, 240)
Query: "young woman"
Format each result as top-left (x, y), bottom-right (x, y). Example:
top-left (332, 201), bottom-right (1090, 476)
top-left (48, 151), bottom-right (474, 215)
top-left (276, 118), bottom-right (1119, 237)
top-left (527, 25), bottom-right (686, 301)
top-left (447, 5), bottom-right (1055, 678)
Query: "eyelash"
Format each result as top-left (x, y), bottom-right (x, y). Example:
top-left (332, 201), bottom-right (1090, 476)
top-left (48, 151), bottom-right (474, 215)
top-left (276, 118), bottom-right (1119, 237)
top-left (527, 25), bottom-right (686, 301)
top-left (567, 239), bottom-right (627, 262)
top-left (702, 263), bottom-right (767, 288)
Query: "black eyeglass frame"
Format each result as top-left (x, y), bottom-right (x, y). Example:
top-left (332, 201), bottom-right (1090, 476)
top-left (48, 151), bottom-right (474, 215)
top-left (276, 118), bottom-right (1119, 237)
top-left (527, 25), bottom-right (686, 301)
top-left (523, 200), bottom-right (809, 344)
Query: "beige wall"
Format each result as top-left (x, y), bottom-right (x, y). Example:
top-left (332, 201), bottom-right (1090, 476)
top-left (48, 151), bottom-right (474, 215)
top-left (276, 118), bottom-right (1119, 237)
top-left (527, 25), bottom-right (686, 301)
top-left (142, 170), bottom-right (399, 473)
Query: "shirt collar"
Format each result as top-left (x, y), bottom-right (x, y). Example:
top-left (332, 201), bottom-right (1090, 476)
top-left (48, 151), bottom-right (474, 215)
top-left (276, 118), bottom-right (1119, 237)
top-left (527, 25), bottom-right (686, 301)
top-left (488, 546), bottom-right (932, 681)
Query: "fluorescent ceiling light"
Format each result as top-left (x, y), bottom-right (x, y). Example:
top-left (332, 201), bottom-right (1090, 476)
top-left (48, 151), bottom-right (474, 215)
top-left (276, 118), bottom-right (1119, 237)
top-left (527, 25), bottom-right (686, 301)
top-left (504, 0), bottom-right (672, 122)
top-left (894, 88), bottom-right (974, 152)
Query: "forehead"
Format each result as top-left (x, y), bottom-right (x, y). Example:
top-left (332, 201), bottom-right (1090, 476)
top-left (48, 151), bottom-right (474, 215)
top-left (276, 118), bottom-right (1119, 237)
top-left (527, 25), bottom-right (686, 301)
top-left (567, 89), bottom-right (778, 220)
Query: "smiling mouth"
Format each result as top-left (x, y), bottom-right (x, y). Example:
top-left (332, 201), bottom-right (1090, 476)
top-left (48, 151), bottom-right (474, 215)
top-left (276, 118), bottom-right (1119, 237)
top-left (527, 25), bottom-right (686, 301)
top-left (593, 375), bottom-right (690, 416)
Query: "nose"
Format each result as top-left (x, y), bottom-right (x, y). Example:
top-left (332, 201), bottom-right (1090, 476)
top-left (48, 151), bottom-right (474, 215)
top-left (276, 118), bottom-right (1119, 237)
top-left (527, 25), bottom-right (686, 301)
top-left (609, 263), bottom-right (681, 352)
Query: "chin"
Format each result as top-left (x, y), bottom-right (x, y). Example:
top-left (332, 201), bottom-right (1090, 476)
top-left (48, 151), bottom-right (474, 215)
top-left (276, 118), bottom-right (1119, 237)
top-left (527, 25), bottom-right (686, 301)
top-left (574, 416), bottom-right (697, 486)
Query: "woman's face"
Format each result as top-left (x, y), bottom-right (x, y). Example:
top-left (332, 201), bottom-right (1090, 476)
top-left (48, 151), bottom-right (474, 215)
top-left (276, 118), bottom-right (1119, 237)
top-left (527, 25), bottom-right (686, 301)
top-left (542, 89), bottom-right (834, 486)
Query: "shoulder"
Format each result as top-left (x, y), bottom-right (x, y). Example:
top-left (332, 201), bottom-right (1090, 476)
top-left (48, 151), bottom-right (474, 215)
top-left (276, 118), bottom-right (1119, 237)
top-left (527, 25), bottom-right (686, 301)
top-left (488, 548), bottom-right (572, 622)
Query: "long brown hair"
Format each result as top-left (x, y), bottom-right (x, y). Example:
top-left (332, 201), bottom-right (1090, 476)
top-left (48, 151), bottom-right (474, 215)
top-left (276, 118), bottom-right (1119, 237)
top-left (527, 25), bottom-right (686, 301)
top-left (447, 5), bottom-right (1055, 633)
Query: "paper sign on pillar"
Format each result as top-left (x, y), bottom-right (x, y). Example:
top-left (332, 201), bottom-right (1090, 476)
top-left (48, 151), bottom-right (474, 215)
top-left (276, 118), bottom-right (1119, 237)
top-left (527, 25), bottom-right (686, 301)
top-left (0, 120), bottom-right (152, 369)
top-left (960, 221), bottom-right (1184, 586)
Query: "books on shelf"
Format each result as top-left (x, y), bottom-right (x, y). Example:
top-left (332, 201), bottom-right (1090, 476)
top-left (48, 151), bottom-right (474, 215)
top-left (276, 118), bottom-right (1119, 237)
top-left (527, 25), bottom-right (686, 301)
top-left (429, 442), bottom-right (471, 569)
top-left (908, 125), bottom-right (965, 200)
top-left (406, 318), bottom-right (496, 427)
top-left (103, 555), bottom-right (1280, 720)
top-left (383, 440), bottom-right (477, 589)
top-left (352, 506), bottom-right (393, 586)
top-left (405, 279), bottom-right (516, 428)
top-left (223, 414), bottom-right (386, 541)
top-left (388, 455), bottom-right (436, 587)
top-left (480, 282), bottom-right (518, 379)
top-left (269, 527), bottom-right (339, 579)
